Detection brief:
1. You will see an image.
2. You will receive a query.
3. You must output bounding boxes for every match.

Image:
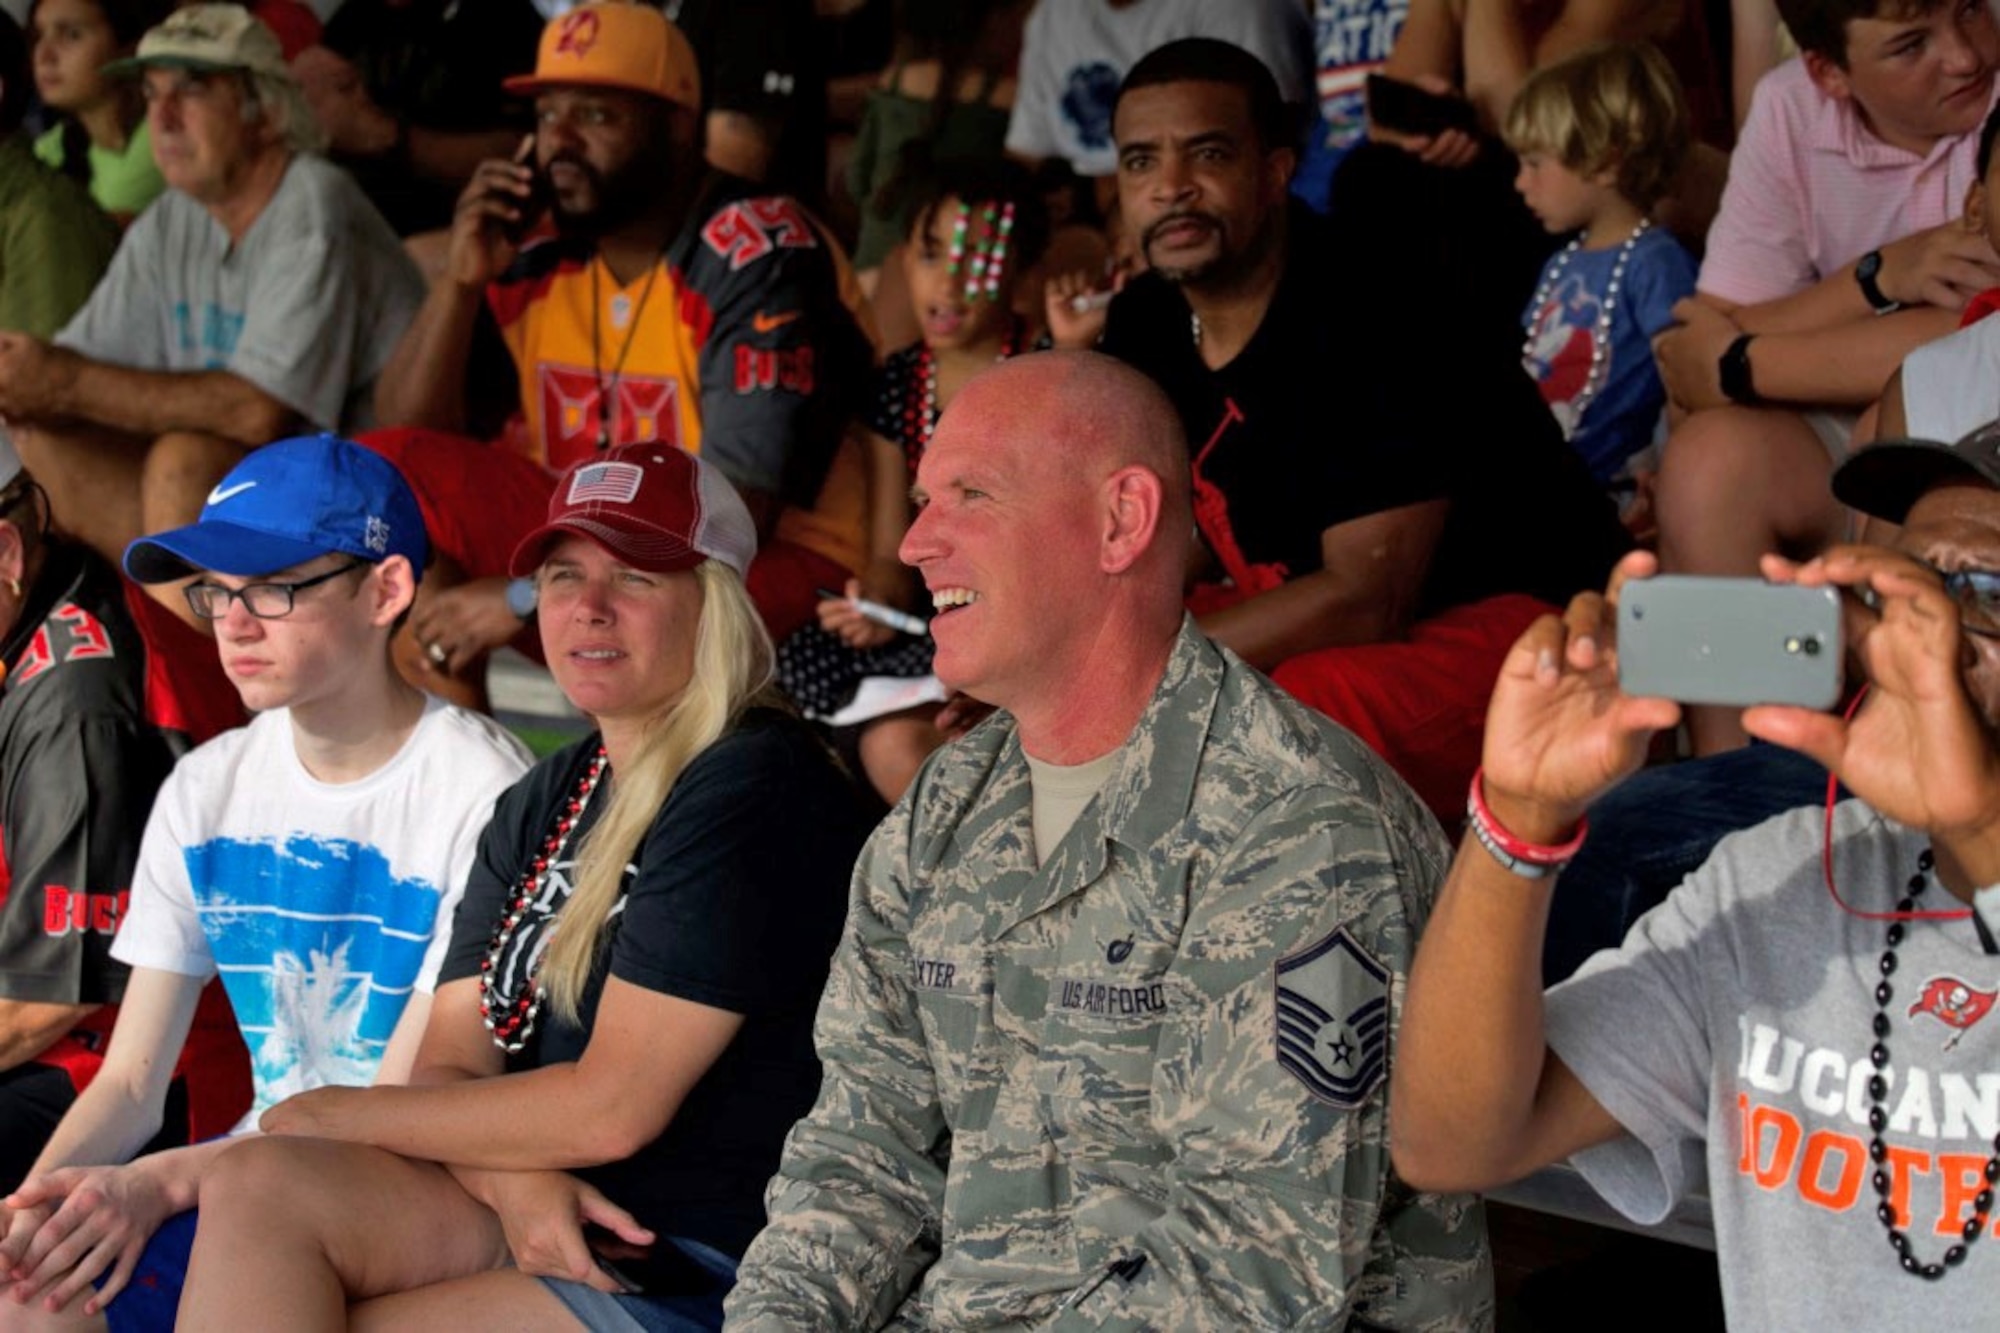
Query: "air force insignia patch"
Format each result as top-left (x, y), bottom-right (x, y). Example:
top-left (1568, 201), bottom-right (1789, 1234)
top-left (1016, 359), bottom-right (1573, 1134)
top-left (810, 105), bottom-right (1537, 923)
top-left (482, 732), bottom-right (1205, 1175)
top-left (1275, 926), bottom-right (1390, 1108)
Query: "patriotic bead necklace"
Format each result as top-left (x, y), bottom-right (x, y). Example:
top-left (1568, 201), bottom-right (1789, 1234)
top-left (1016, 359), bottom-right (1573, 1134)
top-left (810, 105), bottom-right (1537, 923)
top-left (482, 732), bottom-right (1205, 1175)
top-left (1521, 218), bottom-right (1651, 439)
top-left (477, 745), bottom-right (609, 1053)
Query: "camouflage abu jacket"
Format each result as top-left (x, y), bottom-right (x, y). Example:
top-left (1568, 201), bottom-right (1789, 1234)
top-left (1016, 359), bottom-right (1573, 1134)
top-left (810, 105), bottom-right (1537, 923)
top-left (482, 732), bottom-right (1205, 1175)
top-left (726, 620), bottom-right (1493, 1332)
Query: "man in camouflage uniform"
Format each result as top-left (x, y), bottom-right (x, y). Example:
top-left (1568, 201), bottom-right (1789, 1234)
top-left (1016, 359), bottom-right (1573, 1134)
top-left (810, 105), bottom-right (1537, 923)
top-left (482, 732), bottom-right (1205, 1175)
top-left (725, 351), bottom-right (1492, 1331)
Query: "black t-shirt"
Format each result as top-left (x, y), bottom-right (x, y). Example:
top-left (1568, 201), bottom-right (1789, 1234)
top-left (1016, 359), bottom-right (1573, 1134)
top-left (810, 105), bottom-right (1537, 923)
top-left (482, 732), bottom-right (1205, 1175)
top-left (1100, 200), bottom-right (1630, 618)
top-left (0, 544), bottom-right (178, 1013)
top-left (439, 707), bottom-right (867, 1257)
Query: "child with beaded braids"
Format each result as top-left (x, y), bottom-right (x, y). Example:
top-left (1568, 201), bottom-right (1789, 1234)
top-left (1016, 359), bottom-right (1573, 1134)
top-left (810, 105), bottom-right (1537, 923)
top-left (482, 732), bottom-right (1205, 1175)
top-left (777, 157), bottom-right (1047, 804)
top-left (1508, 41), bottom-right (1698, 492)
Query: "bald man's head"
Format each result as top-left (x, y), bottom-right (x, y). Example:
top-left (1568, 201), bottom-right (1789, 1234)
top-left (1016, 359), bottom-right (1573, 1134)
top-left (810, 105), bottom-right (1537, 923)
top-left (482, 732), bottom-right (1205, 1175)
top-left (900, 351), bottom-right (1194, 712)
top-left (953, 350), bottom-right (1193, 529)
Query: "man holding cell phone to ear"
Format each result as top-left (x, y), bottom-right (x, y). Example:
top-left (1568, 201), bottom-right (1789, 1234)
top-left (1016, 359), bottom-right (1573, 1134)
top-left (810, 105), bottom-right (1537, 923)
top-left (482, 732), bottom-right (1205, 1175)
top-left (1392, 419), bottom-right (2000, 1330)
top-left (362, 2), bottom-right (874, 710)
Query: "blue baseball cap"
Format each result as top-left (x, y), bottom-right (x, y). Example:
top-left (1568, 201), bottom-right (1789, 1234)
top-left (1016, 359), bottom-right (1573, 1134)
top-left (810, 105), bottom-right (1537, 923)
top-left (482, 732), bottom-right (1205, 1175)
top-left (124, 433), bottom-right (428, 583)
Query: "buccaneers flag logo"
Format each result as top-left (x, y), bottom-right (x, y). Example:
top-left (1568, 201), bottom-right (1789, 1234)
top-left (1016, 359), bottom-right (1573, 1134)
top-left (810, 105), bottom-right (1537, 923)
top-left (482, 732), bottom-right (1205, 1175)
top-left (1908, 976), bottom-right (1999, 1051)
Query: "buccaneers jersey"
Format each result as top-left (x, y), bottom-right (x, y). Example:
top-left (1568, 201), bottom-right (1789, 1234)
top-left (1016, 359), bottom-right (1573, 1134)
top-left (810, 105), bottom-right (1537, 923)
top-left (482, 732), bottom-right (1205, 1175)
top-left (488, 172), bottom-right (873, 512)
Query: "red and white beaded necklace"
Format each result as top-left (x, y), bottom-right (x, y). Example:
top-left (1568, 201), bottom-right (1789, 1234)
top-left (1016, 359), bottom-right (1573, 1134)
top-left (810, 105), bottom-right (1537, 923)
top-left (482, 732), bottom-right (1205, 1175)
top-left (477, 745), bottom-right (610, 1053)
top-left (905, 317), bottom-right (1024, 465)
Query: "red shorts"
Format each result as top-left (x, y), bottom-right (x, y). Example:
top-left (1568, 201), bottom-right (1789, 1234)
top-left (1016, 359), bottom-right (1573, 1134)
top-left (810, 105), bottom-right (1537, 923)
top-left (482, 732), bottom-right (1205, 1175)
top-left (357, 428), bottom-right (556, 587)
top-left (121, 590), bottom-right (245, 746)
top-left (358, 428), bottom-right (850, 643)
top-left (1265, 593), bottom-right (1552, 827)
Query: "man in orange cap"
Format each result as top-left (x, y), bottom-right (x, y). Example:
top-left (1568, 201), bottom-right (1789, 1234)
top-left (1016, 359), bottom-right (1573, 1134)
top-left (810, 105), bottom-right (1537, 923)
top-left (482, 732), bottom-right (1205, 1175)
top-left (365, 1), bottom-right (873, 708)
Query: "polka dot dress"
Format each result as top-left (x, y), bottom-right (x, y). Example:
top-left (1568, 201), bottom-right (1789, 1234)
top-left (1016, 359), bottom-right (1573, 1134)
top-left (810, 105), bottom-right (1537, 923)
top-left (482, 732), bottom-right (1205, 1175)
top-left (872, 344), bottom-right (936, 478)
top-left (777, 330), bottom-right (1021, 720)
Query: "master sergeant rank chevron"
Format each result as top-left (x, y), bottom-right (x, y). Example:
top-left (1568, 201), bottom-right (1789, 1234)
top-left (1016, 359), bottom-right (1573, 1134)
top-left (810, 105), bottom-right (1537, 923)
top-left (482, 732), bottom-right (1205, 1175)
top-left (1275, 925), bottom-right (1391, 1108)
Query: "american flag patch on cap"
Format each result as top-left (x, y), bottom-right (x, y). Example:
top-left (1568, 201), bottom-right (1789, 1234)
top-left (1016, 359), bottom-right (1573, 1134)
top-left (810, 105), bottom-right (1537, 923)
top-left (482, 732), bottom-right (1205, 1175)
top-left (566, 461), bottom-right (644, 505)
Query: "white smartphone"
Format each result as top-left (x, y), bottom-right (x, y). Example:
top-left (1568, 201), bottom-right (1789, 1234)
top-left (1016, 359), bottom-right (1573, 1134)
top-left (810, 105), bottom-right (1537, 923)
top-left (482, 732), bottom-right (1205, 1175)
top-left (1617, 576), bottom-right (1843, 709)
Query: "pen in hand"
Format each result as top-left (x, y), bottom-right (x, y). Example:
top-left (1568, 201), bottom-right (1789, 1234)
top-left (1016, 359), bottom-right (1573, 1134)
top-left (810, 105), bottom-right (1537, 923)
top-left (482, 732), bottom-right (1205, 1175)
top-left (816, 587), bottom-right (931, 638)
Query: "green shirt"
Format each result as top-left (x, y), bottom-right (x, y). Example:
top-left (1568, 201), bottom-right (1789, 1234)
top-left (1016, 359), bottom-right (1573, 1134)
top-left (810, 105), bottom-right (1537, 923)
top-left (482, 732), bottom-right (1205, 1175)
top-left (730, 619), bottom-right (1495, 1331)
top-left (34, 119), bottom-right (165, 220)
top-left (0, 133), bottom-right (120, 339)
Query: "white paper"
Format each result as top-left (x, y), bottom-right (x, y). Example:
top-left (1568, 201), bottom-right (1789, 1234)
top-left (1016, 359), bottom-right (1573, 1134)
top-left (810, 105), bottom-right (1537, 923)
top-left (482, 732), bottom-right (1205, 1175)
top-left (825, 674), bottom-right (949, 728)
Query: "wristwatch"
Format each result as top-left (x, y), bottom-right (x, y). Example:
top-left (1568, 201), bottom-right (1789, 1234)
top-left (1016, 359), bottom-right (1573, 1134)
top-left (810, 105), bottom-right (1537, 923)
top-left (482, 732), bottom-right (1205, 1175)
top-left (504, 576), bottom-right (538, 619)
top-left (1718, 334), bottom-right (1760, 405)
top-left (1855, 249), bottom-right (1902, 314)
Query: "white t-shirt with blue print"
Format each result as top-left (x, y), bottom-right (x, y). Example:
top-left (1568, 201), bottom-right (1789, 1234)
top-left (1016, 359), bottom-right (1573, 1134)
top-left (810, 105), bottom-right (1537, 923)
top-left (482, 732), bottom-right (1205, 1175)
top-left (112, 695), bottom-right (531, 1128)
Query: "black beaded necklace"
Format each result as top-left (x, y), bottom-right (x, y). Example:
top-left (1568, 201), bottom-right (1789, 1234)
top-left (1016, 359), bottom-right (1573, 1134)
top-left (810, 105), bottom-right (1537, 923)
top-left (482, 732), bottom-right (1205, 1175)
top-left (1866, 847), bottom-right (2000, 1279)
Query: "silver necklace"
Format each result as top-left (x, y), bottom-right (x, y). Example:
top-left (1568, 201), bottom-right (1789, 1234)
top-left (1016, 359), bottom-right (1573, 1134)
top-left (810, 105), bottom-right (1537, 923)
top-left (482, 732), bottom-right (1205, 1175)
top-left (1522, 218), bottom-right (1651, 439)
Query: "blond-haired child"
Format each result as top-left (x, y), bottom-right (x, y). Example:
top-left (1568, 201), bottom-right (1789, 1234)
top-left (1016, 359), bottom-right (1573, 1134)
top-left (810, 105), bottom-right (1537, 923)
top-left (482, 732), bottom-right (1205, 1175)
top-left (1508, 41), bottom-right (1698, 487)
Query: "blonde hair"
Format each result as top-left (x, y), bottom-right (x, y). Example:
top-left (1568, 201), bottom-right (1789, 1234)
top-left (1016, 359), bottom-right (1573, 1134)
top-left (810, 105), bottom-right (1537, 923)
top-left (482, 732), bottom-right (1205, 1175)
top-left (1503, 42), bottom-right (1690, 213)
top-left (537, 559), bottom-right (780, 1021)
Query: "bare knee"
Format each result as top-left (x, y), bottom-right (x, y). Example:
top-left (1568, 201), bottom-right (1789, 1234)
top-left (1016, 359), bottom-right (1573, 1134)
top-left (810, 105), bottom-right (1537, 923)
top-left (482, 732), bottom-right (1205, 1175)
top-left (143, 431), bottom-right (250, 533)
top-left (1656, 409), bottom-right (1836, 567)
top-left (7, 423), bottom-right (145, 565)
top-left (858, 712), bottom-right (946, 804)
top-left (1656, 408), bottom-right (1778, 507)
top-left (199, 1135), bottom-right (323, 1220)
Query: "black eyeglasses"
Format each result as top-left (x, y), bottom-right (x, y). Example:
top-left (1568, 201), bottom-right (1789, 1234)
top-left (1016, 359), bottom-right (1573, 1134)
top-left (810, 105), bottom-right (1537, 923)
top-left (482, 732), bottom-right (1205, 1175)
top-left (184, 560), bottom-right (366, 621)
top-left (1931, 565), bottom-right (2000, 640)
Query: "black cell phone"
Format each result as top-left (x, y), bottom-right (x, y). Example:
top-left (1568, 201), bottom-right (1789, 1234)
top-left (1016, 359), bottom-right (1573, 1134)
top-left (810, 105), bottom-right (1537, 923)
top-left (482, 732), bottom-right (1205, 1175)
top-left (496, 139), bottom-right (551, 244)
top-left (1364, 72), bottom-right (1479, 137)
top-left (581, 1225), bottom-right (715, 1297)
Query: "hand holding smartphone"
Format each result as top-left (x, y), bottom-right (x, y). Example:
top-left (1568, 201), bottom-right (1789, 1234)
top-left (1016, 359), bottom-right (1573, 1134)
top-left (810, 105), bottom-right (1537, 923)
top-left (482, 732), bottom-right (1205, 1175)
top-left (1364, 73), bottom-right (1478, 138)
top-left (1617, 576), bottom-right (1843, 709)
top-left (495, 136), bottom-right (550, 245)
top-left (582, 1224), bottom-right (714, 1297)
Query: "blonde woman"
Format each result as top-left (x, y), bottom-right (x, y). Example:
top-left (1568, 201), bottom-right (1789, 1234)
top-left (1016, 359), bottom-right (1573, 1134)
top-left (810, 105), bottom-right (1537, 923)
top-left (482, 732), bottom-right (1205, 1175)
top-left (175, 445), bottom-right (868, 1332)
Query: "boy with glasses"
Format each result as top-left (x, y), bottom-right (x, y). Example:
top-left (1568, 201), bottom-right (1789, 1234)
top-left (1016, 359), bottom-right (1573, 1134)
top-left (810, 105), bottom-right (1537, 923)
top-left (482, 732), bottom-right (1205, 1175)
top-left (0, 433), bottom-right (530, 1329)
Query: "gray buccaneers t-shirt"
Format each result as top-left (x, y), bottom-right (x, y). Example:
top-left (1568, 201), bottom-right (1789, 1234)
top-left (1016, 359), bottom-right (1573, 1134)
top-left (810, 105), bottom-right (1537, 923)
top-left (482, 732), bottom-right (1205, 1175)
top-left (57, 154), bottom-right (422, 433)
top-left (1547, 800), bottom-right (2000, 1330)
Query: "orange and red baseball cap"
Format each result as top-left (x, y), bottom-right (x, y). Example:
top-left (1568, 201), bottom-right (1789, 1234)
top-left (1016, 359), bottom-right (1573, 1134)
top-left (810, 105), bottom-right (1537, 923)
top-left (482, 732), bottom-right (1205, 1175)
top-left (504, 2), bottom-right (701, 112)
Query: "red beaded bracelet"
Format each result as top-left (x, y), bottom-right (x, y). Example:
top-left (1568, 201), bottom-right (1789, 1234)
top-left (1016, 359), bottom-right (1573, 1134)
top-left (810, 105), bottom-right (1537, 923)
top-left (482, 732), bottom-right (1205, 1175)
top-left (1465, 767), bottom-right (1587, 878)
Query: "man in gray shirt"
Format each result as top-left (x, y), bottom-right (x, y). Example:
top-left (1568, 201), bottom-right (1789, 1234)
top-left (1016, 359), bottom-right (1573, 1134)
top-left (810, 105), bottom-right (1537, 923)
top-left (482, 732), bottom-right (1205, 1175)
top-left (1393, 419), bottom-right (2000, 1330)
top-left (0, 5), bottom-right (421, 574)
